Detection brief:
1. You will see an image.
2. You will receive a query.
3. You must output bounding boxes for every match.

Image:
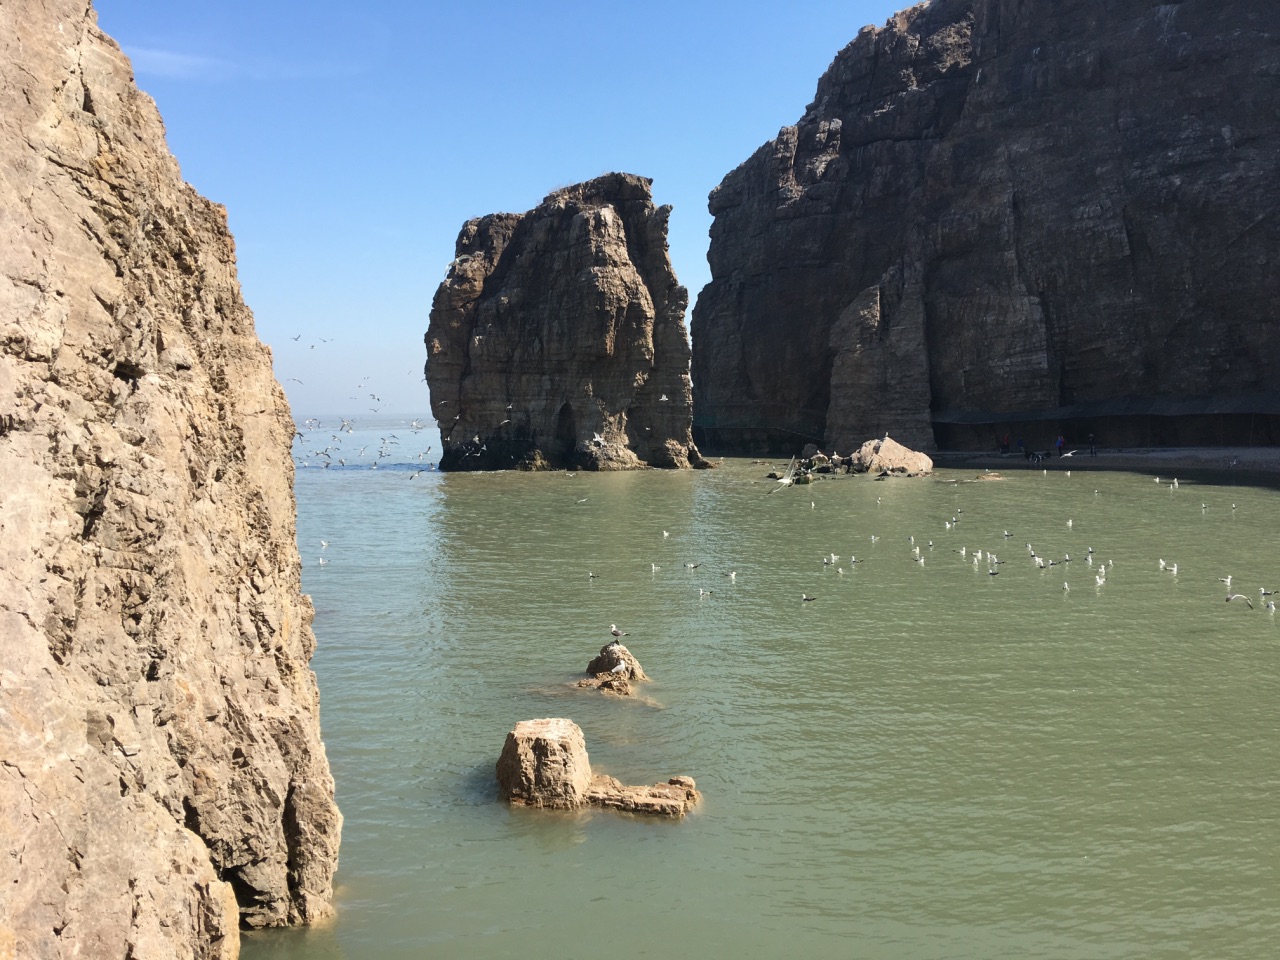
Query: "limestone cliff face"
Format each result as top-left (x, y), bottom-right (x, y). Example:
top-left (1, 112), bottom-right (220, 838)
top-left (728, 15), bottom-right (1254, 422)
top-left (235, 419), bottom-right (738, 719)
top-left (426, 173), bottom-right (705, 470)
top-left (692, 0), bottom-right (1280, 453)
top-left (0, 3), bottom-right (340, 957)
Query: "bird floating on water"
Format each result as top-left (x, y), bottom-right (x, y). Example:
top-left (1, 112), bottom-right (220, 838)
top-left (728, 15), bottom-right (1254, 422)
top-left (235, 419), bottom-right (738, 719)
top-left (1218, 576), bottom-right (1232, 587)
top-left (801, 594), bottom-right (817, 602)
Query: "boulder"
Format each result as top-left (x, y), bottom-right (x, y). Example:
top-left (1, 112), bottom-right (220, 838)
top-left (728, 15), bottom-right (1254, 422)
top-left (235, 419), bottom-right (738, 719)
top-left (495, 720), bottom-right (700, 817)
top-left (495, 718), bottom-right (594, 809)
top-left (585, 642), bottom-right (648, 681)
top-left (849, 436), bottom-right (933, 476)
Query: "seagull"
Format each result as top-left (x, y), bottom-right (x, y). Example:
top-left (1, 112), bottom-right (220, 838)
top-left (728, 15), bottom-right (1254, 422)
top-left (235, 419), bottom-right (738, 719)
top-left (663, 530), bottom-right (670, 538)
top-left (1066, 519), bottom-right (1073, 528)
top-left (685, 562), bottom-right (701, 569)
top-left (987, 569), bottom-right (999, 576)
top-left (1167, 563), bottom-right (1178, 575)
top-left (1226, 594), bottom-right (1254, 608)
top-left (588, 572), bottom-right (599, 580)
top-left (610, 662), bottom-right (628, 674)
top-left (320, 540), bottom-right (329, 550)
top-left (576, 497), bottom-right (589, 504)
top-left (1218, 576), bottom-right (1232, 587)
top-left (1063, 582), bottom-right (1070, 592)
top-left (651, 563), bottom-right (661, 573)
top-left (1261, 588), bottom-right (1276, 598)
top-left (801, 594), bottom-right (817, 602)
top-left (1095, 573), bottom-right (1106, 586)
top-left (1062, 450), bottom-right (1077, 457)
top-left (317, 557), bottom-right (328, 566)
top-left (610, 624), bottom-right (629, 638)
top-left (724, 571), bottom-right (737, 581)
top-left (699, 588), bottom-right (713, 599)
top-left (1159, 559), bottom-right (1166, 570)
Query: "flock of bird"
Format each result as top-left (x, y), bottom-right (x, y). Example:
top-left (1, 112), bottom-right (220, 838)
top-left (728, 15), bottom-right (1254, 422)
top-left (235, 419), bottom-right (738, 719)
top-left (595, 463), bottom-right (1277, 642)
top-left (293, 414), bottom-right (434, 473)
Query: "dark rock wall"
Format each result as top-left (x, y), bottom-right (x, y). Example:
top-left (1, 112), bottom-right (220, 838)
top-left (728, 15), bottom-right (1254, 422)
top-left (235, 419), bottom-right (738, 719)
top-left (426, 174), bottom-right (704, 470)
top-left (692, 0), bottom-right (1280, 453)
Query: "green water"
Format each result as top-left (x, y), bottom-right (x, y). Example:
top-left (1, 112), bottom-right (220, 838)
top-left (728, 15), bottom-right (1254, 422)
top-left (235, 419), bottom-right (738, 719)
top-left (245, 457), bottom-right (1280, 959)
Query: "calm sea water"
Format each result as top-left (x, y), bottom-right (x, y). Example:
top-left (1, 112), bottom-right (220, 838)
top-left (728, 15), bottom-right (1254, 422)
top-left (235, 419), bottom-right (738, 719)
top-left (244, 421), bottom-right (1280, 959)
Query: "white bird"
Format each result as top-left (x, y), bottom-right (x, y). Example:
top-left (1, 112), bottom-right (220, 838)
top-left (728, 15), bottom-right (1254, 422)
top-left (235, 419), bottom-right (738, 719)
top-left (724, 571), bottom-right (737, 581)
top-left (610, 662), bottom-right (628, 674)
top-left (1095, 573), bottom-right (1106, 586)
top-left (1063, 582), bottom-right (1070, 592)
top-left (1159, 559), bottom-right (1166, 570)
top-left (801, 594), bottom-right (817, 602)
top-left (317, 557), bottom-right (328, 566)
top-left (960, 547), bottom-right (967, 557)
top-left (1226, 594), bottom-right (1254, 609)
top-left (610, 624), bottom-right (628, 638)
top-left (663, 530), bottom-right (670, 538)
top-left (1066, 519), bottom-right (1073, 528)
top-left (699, 588), bottom-right (712, 599)
top-left (1267, 600), bottom-right (1277, 614)
top-left (1167, 563), bottom-right (1178, 575)
top-left (651, 563), bottom-right (660, 573)
top-left (869, 535), bottom-right (879, 543)
top-left (1218, 576), bottom-right (1232, 587)
top-left (320, 540), bottom-right (329, 550)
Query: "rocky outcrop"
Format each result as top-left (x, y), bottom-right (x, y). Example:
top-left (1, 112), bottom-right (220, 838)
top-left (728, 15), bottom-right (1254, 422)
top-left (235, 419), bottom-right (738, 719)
top-left (0, 4), bottom-right (340, 957)
top-left (496, 719), bottom-right (700, 817)
top-left (584, 642), bottom-right (648, 682)
top-left (426, 173), bottom-right (707, 470)
top-left (848, 436), bottom-right (934, 476)
top-left (692, 0), bottom-right (1280, 454)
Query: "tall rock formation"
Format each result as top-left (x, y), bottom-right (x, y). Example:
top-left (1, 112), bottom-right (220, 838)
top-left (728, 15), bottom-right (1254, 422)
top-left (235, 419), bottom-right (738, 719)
top-left (692, 0), bottom-right (1280, 453)
top-left (426, 173), bottom-right (706, 470)
top-left (0, 3), bottom-right (340, 957)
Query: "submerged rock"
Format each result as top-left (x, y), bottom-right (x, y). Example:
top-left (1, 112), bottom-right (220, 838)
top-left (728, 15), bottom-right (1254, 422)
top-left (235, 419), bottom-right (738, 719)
top-left (0, 3), bottom-right (340, 953)
top-left (495, 719), bottom-right (700, 817)
top-left (849, 436), bottom-right (934, 476)
top-left (426, 173), bottom-right (707, 471)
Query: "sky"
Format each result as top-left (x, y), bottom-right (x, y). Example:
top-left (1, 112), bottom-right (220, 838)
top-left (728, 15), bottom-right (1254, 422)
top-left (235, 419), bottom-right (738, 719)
top-left (95, 0), bottom-right (906, 419)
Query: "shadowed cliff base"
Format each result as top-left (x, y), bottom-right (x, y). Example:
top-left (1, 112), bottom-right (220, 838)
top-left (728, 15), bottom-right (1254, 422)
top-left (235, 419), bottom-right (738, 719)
top-left (426, 173), bottom-right (707, 471)
top-left (691, 0), bottom-right (1280, 458)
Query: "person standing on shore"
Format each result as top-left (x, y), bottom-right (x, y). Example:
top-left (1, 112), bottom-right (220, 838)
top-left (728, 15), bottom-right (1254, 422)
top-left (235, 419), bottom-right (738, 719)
top-left (1089, 433), bottom-right (1097, 456)
top-left (1056, 435), bottom-right (1065, 457)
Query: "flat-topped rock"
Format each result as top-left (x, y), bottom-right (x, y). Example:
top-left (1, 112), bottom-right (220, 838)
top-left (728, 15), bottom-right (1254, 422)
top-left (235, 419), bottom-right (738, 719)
top-left (495, 719), bottom-right (699, 817)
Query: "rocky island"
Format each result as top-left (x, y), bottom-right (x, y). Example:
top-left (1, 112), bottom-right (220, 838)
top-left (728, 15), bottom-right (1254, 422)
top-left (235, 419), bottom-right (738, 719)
top-left (692, 0), bottom-right (1280, 454)
top-left (0, 4), bottom-right (339, 957)
top-left (426, 173), bottom-right (707, 470)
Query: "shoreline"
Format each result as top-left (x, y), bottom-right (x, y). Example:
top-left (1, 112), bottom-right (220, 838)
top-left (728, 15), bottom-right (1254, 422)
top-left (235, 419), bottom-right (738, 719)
top-left (931, 446), bottom-right (1280, 477)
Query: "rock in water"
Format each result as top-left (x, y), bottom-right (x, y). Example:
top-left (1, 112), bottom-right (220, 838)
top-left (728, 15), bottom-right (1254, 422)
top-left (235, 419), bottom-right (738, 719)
top-left (496, 720), bottom-right (701, 817)
top-left (848, 436), bottom-right (933, 476)
top-left (692, 0), bottom-right (1280, 454)
top-left (496, 719), bottom-right (595, 809)
top-left (585, 642), bottom-right (649, 682)
top-left (426, 173), bottom-right (707, 471)
top-left (0, 3), bottom-right (340, 955)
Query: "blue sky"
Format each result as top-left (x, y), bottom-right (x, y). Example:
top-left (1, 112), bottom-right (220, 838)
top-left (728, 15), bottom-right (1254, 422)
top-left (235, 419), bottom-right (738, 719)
top-left (96, 0), bottom-right (905, 418)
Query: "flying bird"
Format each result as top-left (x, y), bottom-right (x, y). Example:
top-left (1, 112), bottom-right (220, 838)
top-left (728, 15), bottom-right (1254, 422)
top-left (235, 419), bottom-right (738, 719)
top-left (1226, 594), bottom-right (1254, 608)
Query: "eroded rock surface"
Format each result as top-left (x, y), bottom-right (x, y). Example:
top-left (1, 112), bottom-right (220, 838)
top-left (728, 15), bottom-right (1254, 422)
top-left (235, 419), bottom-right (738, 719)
top-left (585, 642), bottom-right (648, 682)
top-left (0, 4), bottom-right (340, 956)
top-left (496, 719), bottom-right (699, 817)
top-left (848, 436), bottom-right (934, 476)
top-left (692, 0), bottom-right (1280, 454)
top-left (426, 173), bottom-right (706, 471)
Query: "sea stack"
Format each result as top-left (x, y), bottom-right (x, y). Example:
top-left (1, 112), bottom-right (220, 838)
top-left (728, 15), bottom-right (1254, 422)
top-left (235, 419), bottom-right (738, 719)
top-left (426, 173), bottom-right (706, 470)
top-left (0, 3), bottom-right (340, 956)
top-left (692, 0), bottom-right (1280, 454)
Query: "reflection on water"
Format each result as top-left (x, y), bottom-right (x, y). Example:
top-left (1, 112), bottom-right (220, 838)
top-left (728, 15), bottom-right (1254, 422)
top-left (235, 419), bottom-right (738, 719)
top-left (247, 451), bottom-right (1280, 959)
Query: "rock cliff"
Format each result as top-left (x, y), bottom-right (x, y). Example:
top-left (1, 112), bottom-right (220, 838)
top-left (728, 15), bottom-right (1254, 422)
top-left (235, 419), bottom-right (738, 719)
top-left (692, 0), bottom-right (1280, 453)
top-left (0, 3), bottom-right (340, 957)
top-left (426, 173), bottom-right (706, 470)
